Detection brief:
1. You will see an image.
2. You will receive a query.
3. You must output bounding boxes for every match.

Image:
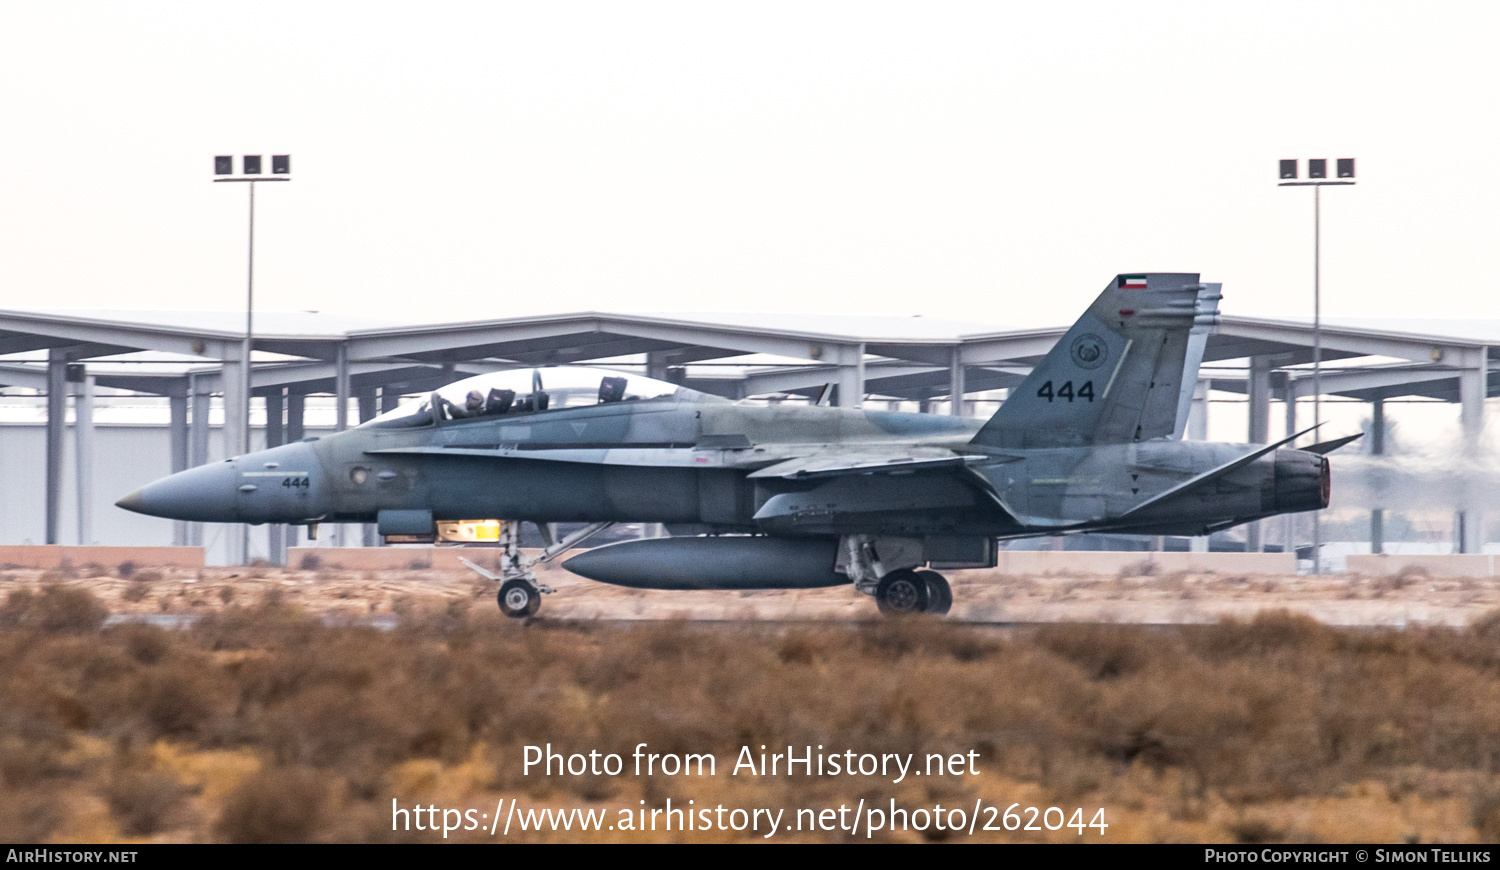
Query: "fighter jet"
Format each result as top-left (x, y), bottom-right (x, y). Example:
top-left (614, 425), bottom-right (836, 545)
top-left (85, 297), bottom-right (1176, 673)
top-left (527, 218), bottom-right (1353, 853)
top-left (117, 273), bottom-right (1348, 617)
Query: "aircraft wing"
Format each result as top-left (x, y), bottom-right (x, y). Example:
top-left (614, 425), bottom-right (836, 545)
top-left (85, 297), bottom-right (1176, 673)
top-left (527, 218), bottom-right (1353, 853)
top-left (367, 444), bottom-right (988, 477)
top-left (745, 447), bottom-right (988, 480)
top-left (366, 444), bottom-right (751, 469)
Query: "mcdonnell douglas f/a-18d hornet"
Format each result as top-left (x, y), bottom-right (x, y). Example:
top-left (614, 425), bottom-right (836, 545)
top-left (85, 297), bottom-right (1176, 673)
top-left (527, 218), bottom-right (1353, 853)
top-left (119, 273), bottom-right (1352, 618)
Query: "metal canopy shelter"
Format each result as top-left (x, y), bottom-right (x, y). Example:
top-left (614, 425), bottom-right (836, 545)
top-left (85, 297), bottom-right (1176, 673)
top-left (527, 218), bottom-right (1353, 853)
top-left (0, 306), bottom-right (1493, 562)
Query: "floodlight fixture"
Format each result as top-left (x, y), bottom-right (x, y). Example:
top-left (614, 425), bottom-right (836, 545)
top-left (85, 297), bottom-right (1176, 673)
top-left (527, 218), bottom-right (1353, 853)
top-left (212, 154), bottom-right (290, 183)
top-left (1277, 159), bottom-right (1355, 188)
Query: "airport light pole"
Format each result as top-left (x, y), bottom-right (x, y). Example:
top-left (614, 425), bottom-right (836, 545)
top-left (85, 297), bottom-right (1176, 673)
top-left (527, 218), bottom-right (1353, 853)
top-left (214, 154), bottom-right (291, 563)
top-left (1279, 158), bottom-right (1355, 574)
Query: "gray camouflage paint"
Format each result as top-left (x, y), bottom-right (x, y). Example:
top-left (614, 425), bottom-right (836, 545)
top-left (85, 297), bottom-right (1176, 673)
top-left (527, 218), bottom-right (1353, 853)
top-left (118, 273), bottom-right (1329, 547)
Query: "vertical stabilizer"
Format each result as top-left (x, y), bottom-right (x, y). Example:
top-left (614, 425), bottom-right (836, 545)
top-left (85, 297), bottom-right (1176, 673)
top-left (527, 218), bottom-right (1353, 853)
top-left (972, 273), bottom-right (1221, 449)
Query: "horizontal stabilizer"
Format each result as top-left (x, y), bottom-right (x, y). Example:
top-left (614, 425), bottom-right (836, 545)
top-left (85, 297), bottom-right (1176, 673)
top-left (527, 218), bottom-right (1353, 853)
top-left (1118, 425), bottom-right (1321, 519)
top-left (1304, 433), bottom-right (1363, 455)
top-left (747, 448), bottom-right (984, 480)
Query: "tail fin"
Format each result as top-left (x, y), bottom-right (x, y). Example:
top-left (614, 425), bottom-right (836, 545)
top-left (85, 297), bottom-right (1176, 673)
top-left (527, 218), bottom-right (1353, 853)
top-left (972, 273), bottom-right (1220, 449)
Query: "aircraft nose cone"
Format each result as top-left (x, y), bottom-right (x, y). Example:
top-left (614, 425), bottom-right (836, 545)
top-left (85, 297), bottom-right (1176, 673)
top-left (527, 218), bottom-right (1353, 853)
top-left (116, 461), bottom-right (241, 522)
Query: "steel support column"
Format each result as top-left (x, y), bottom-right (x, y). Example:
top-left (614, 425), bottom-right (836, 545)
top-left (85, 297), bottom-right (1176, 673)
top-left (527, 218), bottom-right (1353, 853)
top-left (1187, 379), bottom-right (1209, 441)
top-left (221, 357), bottom-right (246, 564)
top-left (1458, 348), bottom-right (1486, 553)
top-left (286, 392), bottom-right (305, 442)
top-left (168, 379), bottom-right (189, 546)
top-left (646, 351), bottom-right (672, 382)
top-left (334, 343), bottom-right (350, 547)
top-left (1187, 378), bottom-right (1210, 551)
top-left (335, 342), bottom-right (351, 431)
top-left (357, 387), bottom-right (377, 424)
top-left (73, 373), bottom-right (94, 546)
top-left (357, 386), bottom-right (377, 547)
top-left (948, 347), bottom-right (966, 417)
top-left (835, 344), bottom-right (865, 409)
top-left (265, 389), bottom-right (285, 565)
top-left (189, 374), bottom-right (211, 547)
top-left (44, 349), bottom-right (66, 545)
top-left (1370, 398), bottom-right (1385, 555)
top-left (1246, 357), bottom-right (1272, 552)
top-left (286, 391), bottom-right (306, 551)
top-left (1282, 375), bottom-right (1297, 556)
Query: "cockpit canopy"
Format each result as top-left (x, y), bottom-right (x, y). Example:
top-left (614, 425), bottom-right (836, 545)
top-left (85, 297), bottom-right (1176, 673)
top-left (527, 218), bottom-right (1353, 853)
top-left (363, 366), bottom-right (715, 429)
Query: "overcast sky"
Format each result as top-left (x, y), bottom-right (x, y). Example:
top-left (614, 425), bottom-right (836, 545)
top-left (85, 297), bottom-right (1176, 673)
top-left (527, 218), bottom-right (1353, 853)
top-left (1, 1), bottom-right (1496, 330)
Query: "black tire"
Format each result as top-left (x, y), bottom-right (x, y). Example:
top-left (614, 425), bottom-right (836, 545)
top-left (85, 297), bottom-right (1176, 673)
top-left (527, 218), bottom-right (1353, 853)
top-left (875, 569), bottom-right (929, 615)
top-left (498, 579), bottom-right (540, 618)
top-left (916, 570), bottom-right (952, 615)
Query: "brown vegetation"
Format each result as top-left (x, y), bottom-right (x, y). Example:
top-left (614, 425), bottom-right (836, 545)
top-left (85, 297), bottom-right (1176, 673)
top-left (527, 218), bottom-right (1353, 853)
top-left (3, 585), bottom-right (1500, 842)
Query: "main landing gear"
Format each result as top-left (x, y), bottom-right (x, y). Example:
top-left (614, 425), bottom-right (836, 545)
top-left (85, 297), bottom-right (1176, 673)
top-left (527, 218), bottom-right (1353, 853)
top-left (873, 569), bottom-right (953, 615)
top-left (841, 536), bottom-right (954, 617)
top-left (461, 520), bottom-right (615, 619)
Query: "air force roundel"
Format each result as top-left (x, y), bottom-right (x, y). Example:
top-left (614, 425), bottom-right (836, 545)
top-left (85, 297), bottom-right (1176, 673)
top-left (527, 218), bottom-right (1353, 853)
top-left (1070, 333), bottom-right (1107, 370)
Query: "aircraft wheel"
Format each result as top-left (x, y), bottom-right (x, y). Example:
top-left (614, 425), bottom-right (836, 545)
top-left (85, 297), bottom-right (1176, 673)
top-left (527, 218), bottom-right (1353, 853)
top-left (916, 570), bottom-right (952, 615)
top-left (876, 569), bottom-right (929, 616)
top-left (498, 579), bottom-right (541, 619)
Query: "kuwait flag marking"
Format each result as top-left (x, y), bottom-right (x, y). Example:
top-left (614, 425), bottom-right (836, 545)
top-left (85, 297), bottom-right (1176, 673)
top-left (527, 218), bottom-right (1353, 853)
top-left (1119, 274), bottom-right (1148, 290)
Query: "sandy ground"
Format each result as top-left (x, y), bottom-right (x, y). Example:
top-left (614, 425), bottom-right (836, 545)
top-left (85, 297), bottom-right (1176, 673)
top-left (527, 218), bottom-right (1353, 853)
top-left (7, 557), bottom-right (1498, 627)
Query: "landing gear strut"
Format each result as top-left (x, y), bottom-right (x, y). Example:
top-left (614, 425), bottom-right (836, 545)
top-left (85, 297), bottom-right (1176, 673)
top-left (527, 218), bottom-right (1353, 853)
top-left (841, 535), bottom-right (954, 617)
top-left (462, 520), bottom-right (615, 618)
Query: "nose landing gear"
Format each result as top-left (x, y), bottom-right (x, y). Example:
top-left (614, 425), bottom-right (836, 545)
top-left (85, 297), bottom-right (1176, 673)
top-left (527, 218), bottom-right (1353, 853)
top-left (461, 520), bottom-right (616, 619)
top-left (498, 578), bottom-right (541, 618)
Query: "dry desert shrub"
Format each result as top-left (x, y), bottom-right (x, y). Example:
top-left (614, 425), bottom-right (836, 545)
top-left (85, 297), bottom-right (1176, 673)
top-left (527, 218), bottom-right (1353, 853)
top-left (0, 789), bottom-right (60, 843)
top-left (1468, 608), bottom-right (1500, 643)
top-left (113, 622), bottom-right (171, 665)
top-left (0, 585), bottom-right (108, 633)
top-left (37, 567), bottom-right (76, 584)
top-left (1032, 622), bottom-right (1168, 680)
top-left (215, 765), bottom-right (329, 843)
top-left (105, 767), bottom-right (189, 836)
top-left (1228, 815), bottom-right (1286, 844)
top-left (7, 588), bottom-right (1500, 841)
top-left (1471, 784), bottom-right (1500, 843)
